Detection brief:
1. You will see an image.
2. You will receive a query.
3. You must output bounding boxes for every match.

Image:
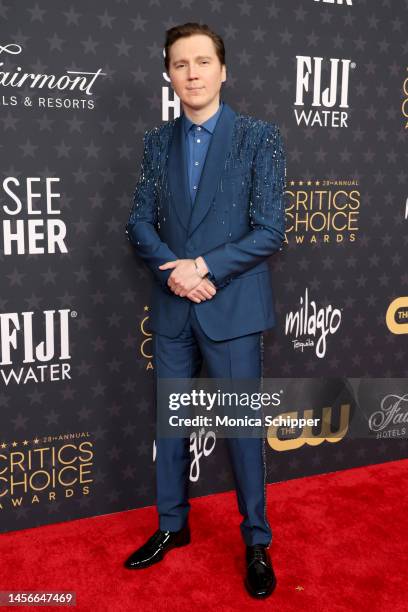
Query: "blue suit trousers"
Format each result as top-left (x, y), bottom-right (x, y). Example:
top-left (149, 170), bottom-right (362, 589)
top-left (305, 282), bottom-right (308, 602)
top-left (153, 303), bottom-right (272, 547)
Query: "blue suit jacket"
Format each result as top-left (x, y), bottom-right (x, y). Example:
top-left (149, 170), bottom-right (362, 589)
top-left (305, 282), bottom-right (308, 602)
top-left (125, 101), bottom-right (286, 341)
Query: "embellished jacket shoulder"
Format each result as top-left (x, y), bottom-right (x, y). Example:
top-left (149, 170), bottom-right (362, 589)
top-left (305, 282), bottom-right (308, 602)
top-left (142, 114), bottom-right (285, 180)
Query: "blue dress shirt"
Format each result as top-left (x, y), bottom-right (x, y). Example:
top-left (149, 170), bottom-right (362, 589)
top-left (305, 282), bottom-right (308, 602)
top-left (182, 100), bottom-right (224, 204)
top-left (181, 100), bottom-right (224, 280)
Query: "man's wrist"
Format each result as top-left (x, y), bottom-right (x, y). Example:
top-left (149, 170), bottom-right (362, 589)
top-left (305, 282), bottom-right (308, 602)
top-left (194, 256), bottom-right (208, 279)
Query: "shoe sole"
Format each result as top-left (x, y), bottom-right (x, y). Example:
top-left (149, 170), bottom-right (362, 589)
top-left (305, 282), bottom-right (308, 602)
top-left (244, 574), bottom-right (277, 599)
top-left (124, 532), bottom-right (191, 570)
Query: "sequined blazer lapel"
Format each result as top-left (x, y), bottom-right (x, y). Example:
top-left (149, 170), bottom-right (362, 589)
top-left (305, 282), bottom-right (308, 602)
top-left (167, 101), bottom-right (237, 237)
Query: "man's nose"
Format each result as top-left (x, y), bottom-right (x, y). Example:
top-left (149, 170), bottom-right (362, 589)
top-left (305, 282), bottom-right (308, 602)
top-left (187, 65), bottom-right (198, 79)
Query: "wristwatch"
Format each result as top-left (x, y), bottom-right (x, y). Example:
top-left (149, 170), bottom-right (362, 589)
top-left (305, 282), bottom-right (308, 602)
top-left (194, 257), bottom-right (208, 279)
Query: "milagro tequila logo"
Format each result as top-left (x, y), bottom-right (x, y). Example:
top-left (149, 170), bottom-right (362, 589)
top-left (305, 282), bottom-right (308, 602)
top-left (0, 309), bottom-right (73, 385)
top-left (0, 43), bottom-right (105, 110)
top-left (153, 428), bottom-right (216, 482)
top-left (294, 55), bottom-right (355, 127)
top-left (285, 288), bottom-right (342, 358)
top-left (368, 394), bottom-right (408, 439)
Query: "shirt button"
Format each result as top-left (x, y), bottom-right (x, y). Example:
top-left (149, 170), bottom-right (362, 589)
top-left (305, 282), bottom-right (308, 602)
top-left (197, 139), bottom-right (201, 143)
top-left (194, 161), bottom-right (199, 166)
top-left (197, 126), bottom-right (202, 131)
top-left (193, 185), bottom-right (197, 190)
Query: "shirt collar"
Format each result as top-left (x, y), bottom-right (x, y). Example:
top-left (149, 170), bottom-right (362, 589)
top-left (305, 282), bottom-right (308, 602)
top-left (182, 100), bottom-right (224, 136)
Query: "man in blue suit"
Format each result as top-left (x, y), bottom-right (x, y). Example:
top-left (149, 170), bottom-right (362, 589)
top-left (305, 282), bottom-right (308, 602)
top-left (124, 22), bottom-right (286, 599)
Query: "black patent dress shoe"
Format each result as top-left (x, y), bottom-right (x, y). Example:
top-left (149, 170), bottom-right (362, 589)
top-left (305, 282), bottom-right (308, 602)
top-left (124, 523), bottom-right (190, 569)
top-left (244, 544), bottom-right (277, 598)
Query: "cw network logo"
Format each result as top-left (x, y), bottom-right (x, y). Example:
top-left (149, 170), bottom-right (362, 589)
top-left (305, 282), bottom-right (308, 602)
top-left (386, 298), bottom-right (408, 335)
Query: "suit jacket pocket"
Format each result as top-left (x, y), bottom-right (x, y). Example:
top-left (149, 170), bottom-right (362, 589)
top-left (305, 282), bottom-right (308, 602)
top-left (220, 159), bottom-right (248, 179)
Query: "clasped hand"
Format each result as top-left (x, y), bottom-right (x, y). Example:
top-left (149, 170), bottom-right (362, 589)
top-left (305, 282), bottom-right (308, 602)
top-left (158, 259), bottom-right (216, 303)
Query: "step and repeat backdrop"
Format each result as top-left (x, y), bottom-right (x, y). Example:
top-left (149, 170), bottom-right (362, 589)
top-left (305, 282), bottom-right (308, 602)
top-left (1, 1), bottom-right (407, 532)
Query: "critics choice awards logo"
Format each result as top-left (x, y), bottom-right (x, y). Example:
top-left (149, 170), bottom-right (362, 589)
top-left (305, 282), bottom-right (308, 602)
top-left (0, 437), bottom-right (94, 510)
top-left (285, 179), bottom-right (360, 245)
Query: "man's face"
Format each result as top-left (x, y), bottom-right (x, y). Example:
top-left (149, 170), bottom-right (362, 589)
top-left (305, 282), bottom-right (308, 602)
top-left (167, 34), bottom-right (226, 112)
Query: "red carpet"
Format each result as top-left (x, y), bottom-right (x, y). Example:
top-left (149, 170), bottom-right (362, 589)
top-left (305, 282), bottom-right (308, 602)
top-left (1, 459), bottom-right (407, 611)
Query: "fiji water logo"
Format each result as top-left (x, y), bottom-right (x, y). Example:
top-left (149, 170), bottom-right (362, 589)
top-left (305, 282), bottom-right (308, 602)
top-left (294, 55), bottom-right (356, 127)
top-left (285, 288), bottom-right (342, 358)
top-left (0, 309), bottom-right (73, 385)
